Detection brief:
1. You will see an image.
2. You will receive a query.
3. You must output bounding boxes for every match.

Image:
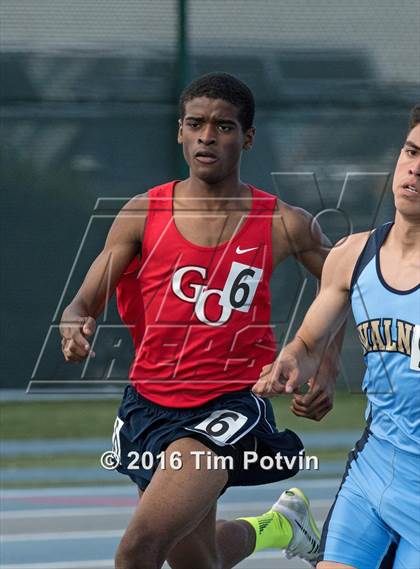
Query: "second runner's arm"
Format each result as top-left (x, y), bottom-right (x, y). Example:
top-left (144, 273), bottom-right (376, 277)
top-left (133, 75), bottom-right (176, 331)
top-left (269, 203), bottom-right (342, 419)
top-left (253, 233), bottom-right (365, 398)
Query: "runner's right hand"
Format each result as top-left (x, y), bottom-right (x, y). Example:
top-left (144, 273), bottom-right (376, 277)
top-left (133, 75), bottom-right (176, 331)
top-left (252, 353), bottom-right (301, 397)
top-left (60, 316), bottom-right (96, 362)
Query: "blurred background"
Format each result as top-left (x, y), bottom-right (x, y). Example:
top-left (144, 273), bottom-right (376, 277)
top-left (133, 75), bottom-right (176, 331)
top-left (1, 2), bottom-right (419, 567)
top-left (0, 0), bottom-right (419, 540)
top-left (1, 0), bottom-right (419, 395)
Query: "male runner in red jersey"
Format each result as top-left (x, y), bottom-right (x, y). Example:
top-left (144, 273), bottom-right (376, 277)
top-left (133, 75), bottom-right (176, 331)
top-left (60, 73), bottom-right (338, 569)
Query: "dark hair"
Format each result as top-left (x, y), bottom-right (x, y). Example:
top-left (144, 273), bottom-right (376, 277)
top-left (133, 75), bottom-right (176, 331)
top-left (408, 103), bottom-right (420, 133)
top-left (179, 73), bottom-right (255, 132)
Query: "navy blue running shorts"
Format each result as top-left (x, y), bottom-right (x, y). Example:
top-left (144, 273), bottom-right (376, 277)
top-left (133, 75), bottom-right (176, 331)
top-left (111, 385), bottom-right (303, 492)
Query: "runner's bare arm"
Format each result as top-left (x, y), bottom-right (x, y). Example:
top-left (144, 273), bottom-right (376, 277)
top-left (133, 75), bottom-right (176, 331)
top-left (254, 232), bottom-right (369, 397)
top-left (272, 202), bottom-right (331, 276)
top-left (271, 203), bottom-right (340, 419)
top-left (60, 194), bottom-right (148, 362)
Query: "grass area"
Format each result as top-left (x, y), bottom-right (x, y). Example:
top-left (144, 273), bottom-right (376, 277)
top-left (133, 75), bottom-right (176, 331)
top-left (270, 391), bottom-right (366, 432)
top-left (0, 399), bottom-right (119, 440)
top-left (0, 479), bottom-right (128, 489)
top-left (1, 454), bottom-right (104, 469)
top-left (0, 392), bottom-right (367, 441)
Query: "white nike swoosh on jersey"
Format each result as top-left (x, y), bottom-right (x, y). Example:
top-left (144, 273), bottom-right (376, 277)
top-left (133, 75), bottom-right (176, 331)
top-left (236, 246), bottom-right (258, 254)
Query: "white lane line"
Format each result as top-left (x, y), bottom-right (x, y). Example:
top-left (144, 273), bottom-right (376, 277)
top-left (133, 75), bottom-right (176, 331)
top-left (1, 519), bottom-right (325, 543)
top-left (0, 478), bottom-right (340, 498)
top-left (1, 507), bottom-right (134, 519)
top-left (1, 499), bottom-right (332, 520)
top-left (0, 551), bottom-right (290, 569)
top-left (0, 486), bottom-right (134, 499)
top-left (219, 499), bottom-right (331, 510)
top-left (1, 530), bottom-right (123, 542)
top-left (0, 561), bottom-right (115, 569)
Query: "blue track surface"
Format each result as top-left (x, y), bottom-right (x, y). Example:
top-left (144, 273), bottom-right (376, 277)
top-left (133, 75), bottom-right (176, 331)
top-left (1, 476), bottom-right (340, 568)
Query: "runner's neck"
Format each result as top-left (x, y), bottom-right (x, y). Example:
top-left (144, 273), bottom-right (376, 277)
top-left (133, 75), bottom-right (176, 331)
top-left (175, 178), bottom-right (252, 211)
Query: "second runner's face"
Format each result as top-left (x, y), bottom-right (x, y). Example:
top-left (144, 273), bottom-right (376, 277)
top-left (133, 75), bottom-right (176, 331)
top-left (178, 97), bottom-right (255, 185)
top-left (392, 123), bottom-right (420, 219)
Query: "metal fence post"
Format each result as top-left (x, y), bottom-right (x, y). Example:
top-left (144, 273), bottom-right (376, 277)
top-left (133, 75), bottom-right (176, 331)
top-left (175, 0), bottom-right (190, 179)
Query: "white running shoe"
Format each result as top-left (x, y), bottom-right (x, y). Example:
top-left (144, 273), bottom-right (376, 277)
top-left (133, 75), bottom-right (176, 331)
top-left (271, 487), bottom-right (320, 567)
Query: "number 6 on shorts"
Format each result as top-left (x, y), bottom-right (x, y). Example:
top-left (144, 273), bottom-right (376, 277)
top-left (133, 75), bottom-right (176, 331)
top-left (187, 409), bottom-right (248, 445)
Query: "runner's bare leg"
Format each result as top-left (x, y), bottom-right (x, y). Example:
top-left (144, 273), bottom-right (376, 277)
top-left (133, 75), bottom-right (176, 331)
top-left (167, 503), bottom-right (255, 569)
top-left (115, 437), bottom-right (256, 569)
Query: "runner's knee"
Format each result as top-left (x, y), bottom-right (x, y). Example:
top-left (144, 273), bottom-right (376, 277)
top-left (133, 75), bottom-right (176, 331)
top-left (115, 526), bottom-right (169, 569)
top-left (115, 542), bottom-right (161, 569)
top-left (168, 558), bottom-right (222, 569)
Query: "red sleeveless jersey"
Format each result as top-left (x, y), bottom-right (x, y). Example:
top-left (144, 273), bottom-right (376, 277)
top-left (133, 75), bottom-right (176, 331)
top-left (116, 181), bottom-right (277, 408)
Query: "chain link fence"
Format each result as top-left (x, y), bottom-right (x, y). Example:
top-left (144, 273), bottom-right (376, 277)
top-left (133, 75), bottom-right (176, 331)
top-left (1, 0), bottom-right (418, 390)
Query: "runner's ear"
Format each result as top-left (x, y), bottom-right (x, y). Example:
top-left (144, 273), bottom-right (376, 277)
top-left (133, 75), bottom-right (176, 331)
top-left (177, 120), bottom-right (183, 143)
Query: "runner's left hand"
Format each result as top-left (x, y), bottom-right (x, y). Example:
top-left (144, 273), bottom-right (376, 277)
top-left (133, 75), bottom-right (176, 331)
top-left (291, 362), bottom-right (337, 421)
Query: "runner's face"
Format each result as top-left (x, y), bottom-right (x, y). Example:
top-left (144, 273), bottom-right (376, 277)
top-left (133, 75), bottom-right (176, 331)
top-left (392, 124), bottom-right (420, 219)
top-left (178, 97), bottom-right (254, 185)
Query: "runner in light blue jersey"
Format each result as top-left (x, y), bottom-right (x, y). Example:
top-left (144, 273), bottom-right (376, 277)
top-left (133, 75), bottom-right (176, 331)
top-left (253, 104), bottom-right (420, 569)
top-left (351, 221), bottom-right (419, 455)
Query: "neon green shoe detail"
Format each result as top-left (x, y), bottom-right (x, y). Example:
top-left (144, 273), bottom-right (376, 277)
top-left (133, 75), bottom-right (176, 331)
top-left (271, 487), bottom-right (320, 567)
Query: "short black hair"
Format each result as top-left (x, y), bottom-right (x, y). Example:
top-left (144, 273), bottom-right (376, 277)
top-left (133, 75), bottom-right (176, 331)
top-left (179, 73), bottom-right (255, 132)
top-left (408, 103), bottom-right (420, 133)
